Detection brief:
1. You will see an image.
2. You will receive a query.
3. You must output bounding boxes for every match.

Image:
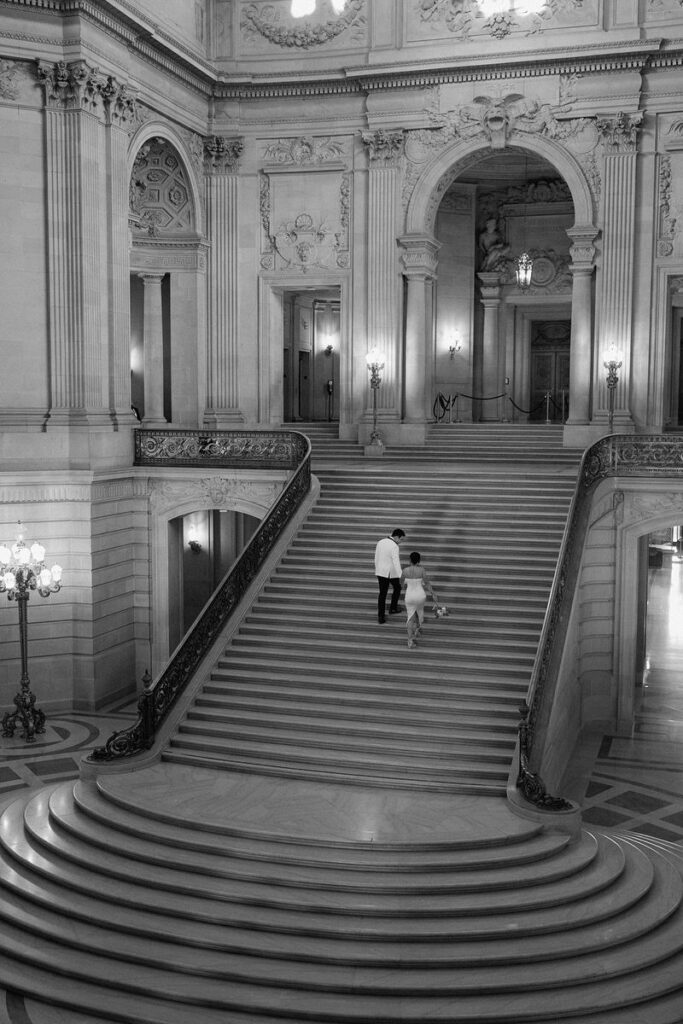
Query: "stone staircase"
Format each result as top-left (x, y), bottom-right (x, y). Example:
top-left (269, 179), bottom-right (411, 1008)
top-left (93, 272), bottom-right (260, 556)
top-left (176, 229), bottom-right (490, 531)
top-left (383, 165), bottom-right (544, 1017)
top-left (1, 769), bottom-right (683, 1023)
top-left (164, 455), bottom-right (579, 793)
top-left (2, 429), bottom-right (683, 1021)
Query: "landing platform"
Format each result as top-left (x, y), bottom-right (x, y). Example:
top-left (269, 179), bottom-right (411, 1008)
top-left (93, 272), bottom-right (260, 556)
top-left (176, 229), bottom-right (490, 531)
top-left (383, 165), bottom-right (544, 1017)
top-left (99, 761), bottom-right (536, 846)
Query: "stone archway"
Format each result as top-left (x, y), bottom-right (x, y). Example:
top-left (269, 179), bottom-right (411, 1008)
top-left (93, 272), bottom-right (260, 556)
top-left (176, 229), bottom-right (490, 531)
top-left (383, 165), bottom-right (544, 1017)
top-left (401, 132), bottom-right (598, 436)
top-left (128, 129), bottom-right (206, 428)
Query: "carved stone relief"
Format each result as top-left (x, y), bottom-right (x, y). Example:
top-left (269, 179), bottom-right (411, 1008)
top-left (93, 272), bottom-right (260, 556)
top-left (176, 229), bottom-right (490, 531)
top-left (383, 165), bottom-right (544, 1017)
top-left (241, 0), bottom-right (366, 49)
top-left (361, 129), bottom-right (405, 165)
top-left (204, 135), bottom-right (244, 174)
top-left (623, 492), bottom-right (683, 525)
top-left (150, 476), bottom-right (281, 514)
top-left (0, 59), bottom-right (21, 101)
top-left (262, 136), bottom-right (346, 166)
top-left (259, 169), bottom-right (351, 272)
top-left (36, 59), bottom-right (137, 127)
top-left (596, 111), bottom-right (643, 154)
top-left (657, 155), bottom-right (678, 258)
top-left (417, 0), bottom-right (589, 41)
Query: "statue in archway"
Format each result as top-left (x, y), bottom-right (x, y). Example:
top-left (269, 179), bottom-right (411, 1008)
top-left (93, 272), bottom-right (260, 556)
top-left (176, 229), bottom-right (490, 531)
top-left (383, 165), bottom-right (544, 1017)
top-left (478, 216), bottom-right (510, 272)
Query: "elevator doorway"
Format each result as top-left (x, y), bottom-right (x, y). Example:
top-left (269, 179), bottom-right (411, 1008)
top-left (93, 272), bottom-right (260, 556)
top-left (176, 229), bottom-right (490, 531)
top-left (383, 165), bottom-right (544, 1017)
top-left (282, 290), bottom-right (340, 422)
top-left (529, 320), bottom-right (571, 422)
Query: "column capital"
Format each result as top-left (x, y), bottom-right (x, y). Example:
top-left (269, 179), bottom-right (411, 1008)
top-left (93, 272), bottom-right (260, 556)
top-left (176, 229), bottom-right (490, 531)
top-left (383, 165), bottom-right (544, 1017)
top-left (596, 111), bottom-right (643, 154)
top-left (204, 135), bottom-right (244, 175)
top-left (566, 224), bottom-right (599, 270)
top-left (398, 233), bottom-right (441, 278)
top-left (361, 129), bottom-right (404, 166)
top-left (477, 271), bottom-right (504, 300)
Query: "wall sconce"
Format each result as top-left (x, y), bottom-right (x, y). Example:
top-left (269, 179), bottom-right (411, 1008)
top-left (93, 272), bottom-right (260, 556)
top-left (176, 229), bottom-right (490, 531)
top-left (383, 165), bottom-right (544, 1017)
top-left (187, 525), bottom-right (202, 553)
top-left (325, 344), bottom-right (334, 356)
top-left (603, 343), bottom-right (623, 432)
top-left (448, 332), bottom-right (462, 359)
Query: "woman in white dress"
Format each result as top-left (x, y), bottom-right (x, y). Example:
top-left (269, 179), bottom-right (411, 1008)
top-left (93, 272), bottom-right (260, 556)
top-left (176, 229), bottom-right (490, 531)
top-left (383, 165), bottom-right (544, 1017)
top-left (401, 551), bottom-right (436, 649)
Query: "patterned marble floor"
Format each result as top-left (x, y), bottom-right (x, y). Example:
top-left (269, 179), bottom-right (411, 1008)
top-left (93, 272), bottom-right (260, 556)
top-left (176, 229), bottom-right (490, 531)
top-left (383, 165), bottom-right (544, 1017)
top-left (2, 549), bottom-right (683, 843)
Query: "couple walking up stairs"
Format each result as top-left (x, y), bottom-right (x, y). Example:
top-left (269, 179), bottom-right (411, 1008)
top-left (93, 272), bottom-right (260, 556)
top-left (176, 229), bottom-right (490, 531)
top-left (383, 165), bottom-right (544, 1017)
top-left (1, 428), bottom-right (683, 1023)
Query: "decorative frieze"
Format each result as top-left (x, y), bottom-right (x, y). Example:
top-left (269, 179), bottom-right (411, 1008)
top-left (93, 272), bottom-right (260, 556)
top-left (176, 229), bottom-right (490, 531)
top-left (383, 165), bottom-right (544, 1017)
top-left (361, 129), bottom-right (404, 166)
top-left (150, 476), bottom-right (282, 515)
top-left (596, 111), bottom-right (643, 153)
top-left (204, 135), bottom-right (244, 174)
top-left (262, 136), bottom-right (346, 166)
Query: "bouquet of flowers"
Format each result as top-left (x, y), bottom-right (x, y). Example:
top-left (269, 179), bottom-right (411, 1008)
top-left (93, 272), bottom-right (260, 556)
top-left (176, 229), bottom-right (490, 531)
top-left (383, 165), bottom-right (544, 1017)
top-left (433, 604), bottom-right (449, 618)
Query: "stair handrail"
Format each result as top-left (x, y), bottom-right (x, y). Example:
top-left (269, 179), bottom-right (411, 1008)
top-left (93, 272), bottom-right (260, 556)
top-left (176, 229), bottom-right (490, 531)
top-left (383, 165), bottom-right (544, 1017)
top-left (520, 433), bottom-right (683, 806)
top-left (87, 428), bottom-right (311, 763)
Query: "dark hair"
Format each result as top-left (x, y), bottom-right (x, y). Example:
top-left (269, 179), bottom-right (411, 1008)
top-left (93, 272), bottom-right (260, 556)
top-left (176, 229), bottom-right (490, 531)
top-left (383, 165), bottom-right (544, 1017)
top-left (391, 529), bottom-right (406, 539)
top-left (409, 551), bottom-right (421, 565)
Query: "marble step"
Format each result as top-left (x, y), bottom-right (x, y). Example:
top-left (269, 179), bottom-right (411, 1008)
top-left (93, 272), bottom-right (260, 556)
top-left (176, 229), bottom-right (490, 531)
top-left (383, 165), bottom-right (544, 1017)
top-left (211, 656), bottom-right (531, 687)
top-left (186, 705), bottom-right (515, 744)
top-left (241, 611), bottom-right (542, 640)
top-left (176, 718), bottom-right (513, 762)
top-left (202, 679), bottom-right (520, 720)
top-left (226, 635), bottom-right (535, 668)
top-left (252, 594), bottom-right (549, 620)
top-left (193, 694), bottom-right (519, 735)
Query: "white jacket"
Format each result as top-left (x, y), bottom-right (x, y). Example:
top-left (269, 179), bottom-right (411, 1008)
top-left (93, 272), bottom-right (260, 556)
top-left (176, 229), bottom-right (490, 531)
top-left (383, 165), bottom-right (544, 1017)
top-left (374, 536), bottom-right (402, 578)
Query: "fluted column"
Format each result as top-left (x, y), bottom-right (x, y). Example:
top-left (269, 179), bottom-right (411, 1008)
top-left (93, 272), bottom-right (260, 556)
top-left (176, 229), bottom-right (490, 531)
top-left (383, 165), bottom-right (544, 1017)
top-left (594, 112), bottom-right (642, 430)
top-left (203, 136), bottom-right (245, 426)
top-left (139, 273), bottom-right (167, 427)
top-left (361, 130), bottom-right (403, 422)
top-left (103, 76), bottom-right (138, 426)
top-left (565, 226), bottom-right (598, 426)
top-left (399, 234), bottom-right (441, 423)
top-left (37, 60), bottom-right (110, 426)
top-left (477, 272), bottom-right (504, 422)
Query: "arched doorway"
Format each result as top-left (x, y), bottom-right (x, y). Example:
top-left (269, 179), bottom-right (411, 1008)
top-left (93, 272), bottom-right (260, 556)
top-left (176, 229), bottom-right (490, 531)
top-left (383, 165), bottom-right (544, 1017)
top-left (431, 148), bottom-right (575, 423)
top-left (128, 134), bottom-right (205, 428)
top-left (404, 133), bottom-right (597, 438)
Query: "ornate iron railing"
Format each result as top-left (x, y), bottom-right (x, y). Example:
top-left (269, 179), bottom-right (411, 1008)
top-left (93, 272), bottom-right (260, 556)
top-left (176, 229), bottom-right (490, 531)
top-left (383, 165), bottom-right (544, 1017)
top-left (88, 429), bottom-right (311, 762)
top-left (519, 434), bottom-right (683, 806)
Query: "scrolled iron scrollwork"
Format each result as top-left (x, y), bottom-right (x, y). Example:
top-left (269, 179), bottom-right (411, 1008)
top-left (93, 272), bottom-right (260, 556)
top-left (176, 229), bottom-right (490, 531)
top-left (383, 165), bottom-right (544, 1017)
top-left (88, 430), bottom-right (310, 763)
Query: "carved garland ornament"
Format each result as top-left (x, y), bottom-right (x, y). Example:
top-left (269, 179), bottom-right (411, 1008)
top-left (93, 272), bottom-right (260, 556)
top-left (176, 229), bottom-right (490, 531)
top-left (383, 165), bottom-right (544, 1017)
top-left (242, 0), bottom-right (365, 49)
top-left (657, 155), bottom-right (677, 258)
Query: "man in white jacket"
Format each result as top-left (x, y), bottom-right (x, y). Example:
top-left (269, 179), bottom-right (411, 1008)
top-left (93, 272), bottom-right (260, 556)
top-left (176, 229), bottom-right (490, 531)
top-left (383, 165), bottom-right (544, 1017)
top-left (374, 528), bottom-right (405, 623)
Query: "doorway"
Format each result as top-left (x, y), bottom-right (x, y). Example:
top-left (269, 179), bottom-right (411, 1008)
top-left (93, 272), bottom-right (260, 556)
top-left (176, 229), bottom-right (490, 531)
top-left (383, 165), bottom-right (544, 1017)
top-left (641, 527), bottom-right (683, 720)
top-left (529, 320), bottom-right (571, 422)
top-left (282, 290), bottom-right (340, 422)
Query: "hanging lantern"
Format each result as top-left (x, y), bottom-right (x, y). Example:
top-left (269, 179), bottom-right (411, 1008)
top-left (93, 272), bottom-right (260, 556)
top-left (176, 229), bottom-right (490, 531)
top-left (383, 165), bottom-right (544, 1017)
top-left (515, 251), bottom-right (533, 290)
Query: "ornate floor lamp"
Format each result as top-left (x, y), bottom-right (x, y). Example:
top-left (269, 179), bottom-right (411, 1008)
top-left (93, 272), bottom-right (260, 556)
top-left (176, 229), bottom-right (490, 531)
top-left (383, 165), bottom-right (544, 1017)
top-left (366, 347), bottom-right (385, 447)
top-left (604, 345), bottom-right (623, 432)
top-left (0, 523), bottom-right (62, 742)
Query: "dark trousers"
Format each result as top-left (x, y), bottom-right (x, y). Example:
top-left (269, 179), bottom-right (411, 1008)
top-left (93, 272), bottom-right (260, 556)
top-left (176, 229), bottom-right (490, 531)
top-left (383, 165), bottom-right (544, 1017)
top-left (377, 575), bottom-right (401, 620)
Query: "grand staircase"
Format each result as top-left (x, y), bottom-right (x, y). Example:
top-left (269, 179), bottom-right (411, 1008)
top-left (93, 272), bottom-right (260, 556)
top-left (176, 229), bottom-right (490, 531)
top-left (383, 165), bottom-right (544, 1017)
top-left (2, 426), bottom-right (683, 1023)
top-left (165, 447), bottom-right (579, 792)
